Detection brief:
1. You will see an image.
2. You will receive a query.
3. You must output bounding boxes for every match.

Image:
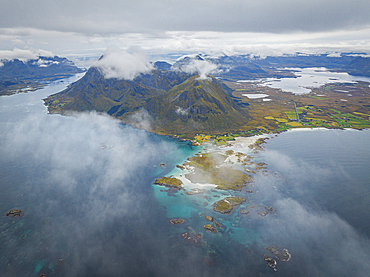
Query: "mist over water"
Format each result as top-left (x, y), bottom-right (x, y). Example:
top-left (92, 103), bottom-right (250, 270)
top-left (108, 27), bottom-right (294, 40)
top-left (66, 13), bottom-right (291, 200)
top-left (1, 77), bottom-right (370, 276)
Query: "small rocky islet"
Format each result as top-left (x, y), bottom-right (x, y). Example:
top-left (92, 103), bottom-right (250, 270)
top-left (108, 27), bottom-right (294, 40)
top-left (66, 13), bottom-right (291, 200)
top-left (154, 176), bottom-right (183, 190)
top-left (203, 224), bottom-right (217, 233)
top-left (263, 246), bottom-right (292, 271)
top-left (5, 208), bottom-right (22, 217)
top-left (212, 197), bottom-right (246, 214)
top-left (170, 218), bottom-right (185, 225)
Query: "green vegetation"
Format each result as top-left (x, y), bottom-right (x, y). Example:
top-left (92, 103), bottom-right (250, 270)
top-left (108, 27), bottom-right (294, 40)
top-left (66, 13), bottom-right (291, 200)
top-left (203, 224), bottom-right (217, 233)
top-left (44, 64), bottom-right (370, 140)
top-left (154, 177), bottom-right (183, 190)
top-left (170, 219), bottom-right (185, 224)
top-left (212, 197), bottom-right (246, 214)
top-left (185, 152), bottom-right (253, 191)
top-left (145, 75), bottom-right (249, 135)
top-left (5, 208), bottom-right (22, 217)
top-left (204, 216), bottom-right (214, 222)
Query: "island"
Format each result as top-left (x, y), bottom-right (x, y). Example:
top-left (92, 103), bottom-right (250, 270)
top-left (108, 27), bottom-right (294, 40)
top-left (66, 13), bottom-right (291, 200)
top-left (263, 254), bottom-right (278, 271)
top-left (204, 216), bottom-right (214, 222)
top-left (212, 197), bottom-right (246, 214)
top-left (183, 152), bottom-right (254, 191)
top-left (5, 208), bottom-right (22, 217)
top-left (170, 219), bottom-right (185, 225)
top-left (153, 176), bottom-right (183, 190)
top-left (203, 224), bottom-right (217, 233)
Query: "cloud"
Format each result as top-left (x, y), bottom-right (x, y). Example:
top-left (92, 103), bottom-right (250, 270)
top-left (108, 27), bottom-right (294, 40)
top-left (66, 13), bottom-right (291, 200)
top-left (1, 110), bottom-right (183, 276)
top-left (262, 197), bottom-right (370, 276)
top-left (1, 1), bottom-right (370, 35)
top-left (175, 106), bottom-right (188, 116)
top-left (126, 108), bottom-right (153, 132)
top-left (93, 46), bottom-right (153, 80)
top-left (0, 47), bottom-right (53, 62)
top-left (4, 111), bottom-right (168, 192)
top-left (246, 145), bottom-right (370, 276)
top-left (181, 59), bottom-right (218, 80)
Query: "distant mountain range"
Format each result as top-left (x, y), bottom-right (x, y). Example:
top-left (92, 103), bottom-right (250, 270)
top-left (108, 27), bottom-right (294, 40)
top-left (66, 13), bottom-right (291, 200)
top-left (345, 56), bottom-right (370, 77)
top-left (0, 56), bottom-right (83, 96)
top-left (198, 53), bottom-right (370, 80)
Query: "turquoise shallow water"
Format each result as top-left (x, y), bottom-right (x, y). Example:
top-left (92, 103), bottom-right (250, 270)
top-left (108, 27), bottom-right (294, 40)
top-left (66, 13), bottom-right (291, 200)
top-left (1, 76), bottom-right (370, 276)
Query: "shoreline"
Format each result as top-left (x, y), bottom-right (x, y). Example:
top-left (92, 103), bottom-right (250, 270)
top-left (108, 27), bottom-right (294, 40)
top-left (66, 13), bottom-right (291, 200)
top-left (159, 134), bottom-right (265, 192)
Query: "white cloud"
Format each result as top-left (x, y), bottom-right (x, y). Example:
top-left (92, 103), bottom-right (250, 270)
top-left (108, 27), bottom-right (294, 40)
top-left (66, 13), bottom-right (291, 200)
top-left (126, 108), bottom-right (153, 132)
top-left (181, 59), bottom-right (218, 80)
top-left (34, 58), bottom-right (59, 67)
top-left (4, 111), bottom-right (169, 193)
top-left (0, 47), bottom-right (53, 62)
top-left (175, 106), bottom-right (188, 116)
top-left (93, 46), bottom-right (153, 80)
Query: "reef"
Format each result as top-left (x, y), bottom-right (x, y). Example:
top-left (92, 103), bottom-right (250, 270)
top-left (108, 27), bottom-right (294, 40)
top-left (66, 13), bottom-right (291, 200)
top-left (258, 206), bottom-right (277, 217)
top-left (281, 249), bottom-right (291, 261)
top-left (240, 209), bottom-right (250, 215)
top-left (203, 224), bottom-right (217, 233)
top-left (176, 164), bottom-right (186, 170)
top-left (170, 218), bottom-right (185, 225)
top-left (154, 176), bottom-right (183, 190)
top-left (212, 197), bottom-right (246, 214)
top-left (266, 246), bottom-right (280, 258)
top-left (181, 229), bottom-right (202, 244)
top-left (5, 208), bottom-right (22, 217)
top-left (249, 137), bottom-right (269, 153)
top-left (185, 188), bottom-right (206, 195)
top-left (266, 246), bottom-right (291, 262)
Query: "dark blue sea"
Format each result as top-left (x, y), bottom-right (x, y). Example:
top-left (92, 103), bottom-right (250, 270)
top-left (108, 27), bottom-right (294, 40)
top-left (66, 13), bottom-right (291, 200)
top-left (1, 76), bottom-right (370, 276)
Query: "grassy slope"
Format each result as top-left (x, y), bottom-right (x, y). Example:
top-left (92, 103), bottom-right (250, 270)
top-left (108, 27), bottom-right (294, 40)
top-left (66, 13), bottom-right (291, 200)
top-left (146, 76), bottom-right (250, 135)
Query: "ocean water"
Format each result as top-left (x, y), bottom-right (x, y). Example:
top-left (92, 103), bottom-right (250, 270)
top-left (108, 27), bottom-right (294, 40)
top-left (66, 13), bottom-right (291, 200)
top-left (1, 76), bottom-right (370, 276)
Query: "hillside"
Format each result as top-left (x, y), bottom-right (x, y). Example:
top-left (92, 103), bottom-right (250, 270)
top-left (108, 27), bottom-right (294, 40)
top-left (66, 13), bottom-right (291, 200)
top-left (44, 66), bottom-right (192, 116)
top-left (145, 76), bottom-right (249, 135)
top-left (345, 56), bottom-right (370, 77)
top-left (45, 64), bottom-right (250, 136)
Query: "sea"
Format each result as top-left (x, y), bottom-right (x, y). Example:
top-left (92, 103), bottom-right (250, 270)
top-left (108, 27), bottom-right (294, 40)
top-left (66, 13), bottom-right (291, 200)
top-left (1, 72), bottom-right (370, 277)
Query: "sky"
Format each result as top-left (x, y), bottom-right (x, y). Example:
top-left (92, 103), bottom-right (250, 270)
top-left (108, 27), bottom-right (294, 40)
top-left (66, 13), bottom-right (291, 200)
top-left (1, 0), bottom-right (370, 65)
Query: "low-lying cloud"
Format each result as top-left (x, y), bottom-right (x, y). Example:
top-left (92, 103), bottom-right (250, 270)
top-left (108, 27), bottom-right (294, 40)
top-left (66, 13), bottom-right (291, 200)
top-left (181, 59), bottom-right (218, 80)
top-left (247, 141), bottom-right (370, 276)
top-left (0, 47), bottom-right (53, 63)
top-left (93, 46), bottom-right (153, 80)
top-left (1, 110), bottom-right (182, 276)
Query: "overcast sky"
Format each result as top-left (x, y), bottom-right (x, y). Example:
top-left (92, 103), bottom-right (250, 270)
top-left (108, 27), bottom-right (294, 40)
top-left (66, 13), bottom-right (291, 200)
top-left (1, 0), bottom-right (370, 63)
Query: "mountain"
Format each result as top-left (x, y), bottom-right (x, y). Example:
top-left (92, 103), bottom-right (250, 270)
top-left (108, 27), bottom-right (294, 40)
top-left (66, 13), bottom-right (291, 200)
top-left (44, 66), bottom-right (192, 116)
top-left (154, 61), bottom-right (172, 70)
top-left (0, 56), bottom-right (83, 96)
top-left (145, 75), bottom-right (249, 134)
top-left (0, 56), bottom-right (82, 79)
top-left (185, 53), bottom-right (365, 80)
top-left (45, 62), bottom-right (249, 136)
top-left (344, 56), bottom-right (370, 77)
